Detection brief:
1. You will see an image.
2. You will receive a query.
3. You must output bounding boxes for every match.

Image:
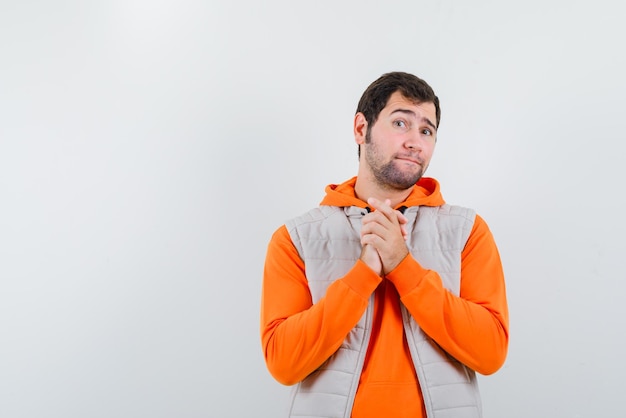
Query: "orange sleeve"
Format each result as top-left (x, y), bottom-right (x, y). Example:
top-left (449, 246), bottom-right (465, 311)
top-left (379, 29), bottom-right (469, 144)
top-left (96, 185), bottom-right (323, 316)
top-left (261, 225), bottom-right (382, 385)
top-left (386, 214), bottom-right (509, 375)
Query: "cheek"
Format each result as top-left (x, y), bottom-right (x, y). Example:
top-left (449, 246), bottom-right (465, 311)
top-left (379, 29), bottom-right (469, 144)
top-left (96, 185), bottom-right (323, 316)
top-left (423, 143), bottom-right (436, 159)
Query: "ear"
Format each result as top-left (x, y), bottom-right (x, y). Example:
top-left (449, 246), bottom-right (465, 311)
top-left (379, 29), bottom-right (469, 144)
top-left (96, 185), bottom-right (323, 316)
top-left (354, 112), bottom-right (368, 145)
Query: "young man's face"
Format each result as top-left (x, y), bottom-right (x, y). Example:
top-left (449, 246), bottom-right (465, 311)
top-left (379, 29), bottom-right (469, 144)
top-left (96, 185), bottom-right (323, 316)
top-left (356, 91), bottom-right (438, 190)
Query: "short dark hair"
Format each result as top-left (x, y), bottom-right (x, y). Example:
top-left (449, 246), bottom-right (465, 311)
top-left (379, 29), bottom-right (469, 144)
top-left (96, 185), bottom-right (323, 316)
top-left (357, 71), bottom-right (440, 127)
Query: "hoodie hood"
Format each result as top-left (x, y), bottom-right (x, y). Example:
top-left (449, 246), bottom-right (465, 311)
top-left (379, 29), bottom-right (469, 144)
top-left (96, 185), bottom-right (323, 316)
top-left (320, 176), bottom-right (445, 209)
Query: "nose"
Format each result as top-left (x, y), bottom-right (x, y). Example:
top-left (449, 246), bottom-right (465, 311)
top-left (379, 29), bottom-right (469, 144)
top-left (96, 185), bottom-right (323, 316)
top-left (404, 131), bottom-right (423, 152)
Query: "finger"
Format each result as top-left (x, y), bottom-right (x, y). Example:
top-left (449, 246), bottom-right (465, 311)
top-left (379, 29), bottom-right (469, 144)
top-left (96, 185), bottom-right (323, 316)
top-left (362, 212), bottom-right (395, 237)
top-left (395, 210), bottom-right (409, 240)
top-left (360, 232), bottom-right (383, 247)
top-left (360, 220), bottom-right (387, 239)
top-left (367, 197), bottom-right (396, 221)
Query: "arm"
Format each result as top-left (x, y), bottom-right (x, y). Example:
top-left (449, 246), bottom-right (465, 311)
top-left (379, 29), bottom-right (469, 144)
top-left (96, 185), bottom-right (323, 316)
top-left (261, 225), bottom-right (382, 385)
top-left (386, 214), bottom-right (509, 375)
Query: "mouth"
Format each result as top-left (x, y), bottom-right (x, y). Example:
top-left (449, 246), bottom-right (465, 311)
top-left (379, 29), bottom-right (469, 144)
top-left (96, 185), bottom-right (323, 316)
top-left (395, 155), bottom-right (421, 165)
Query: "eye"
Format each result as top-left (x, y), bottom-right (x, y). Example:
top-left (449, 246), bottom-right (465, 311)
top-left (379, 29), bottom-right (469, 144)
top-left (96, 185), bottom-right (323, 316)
top-left (421, 128), bottom-right (433, 136)
top-left (393, 120), bottom-right (408, 129)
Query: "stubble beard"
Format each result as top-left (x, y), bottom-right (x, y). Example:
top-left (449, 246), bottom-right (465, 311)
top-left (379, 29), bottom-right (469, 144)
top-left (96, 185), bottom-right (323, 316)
top-left (364, 129), bottom-right (426, 191)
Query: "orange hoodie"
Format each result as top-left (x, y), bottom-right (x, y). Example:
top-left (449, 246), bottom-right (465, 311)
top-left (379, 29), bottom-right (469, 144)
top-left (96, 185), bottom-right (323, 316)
top-left (261, 177), bottom-right (509, 418)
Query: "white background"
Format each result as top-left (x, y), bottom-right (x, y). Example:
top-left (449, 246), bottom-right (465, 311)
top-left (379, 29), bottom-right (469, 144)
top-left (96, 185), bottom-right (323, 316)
top-left (1, 1), bottom-right (625, 417)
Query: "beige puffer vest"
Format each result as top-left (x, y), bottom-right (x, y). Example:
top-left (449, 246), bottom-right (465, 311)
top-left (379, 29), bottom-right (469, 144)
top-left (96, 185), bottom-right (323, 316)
top-left (284, 204), bottom-right (482, 418)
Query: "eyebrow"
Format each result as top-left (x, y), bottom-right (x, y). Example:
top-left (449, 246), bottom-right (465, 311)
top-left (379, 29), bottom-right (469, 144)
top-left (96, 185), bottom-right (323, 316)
top-left (390, 108), bottom-right (437, 131)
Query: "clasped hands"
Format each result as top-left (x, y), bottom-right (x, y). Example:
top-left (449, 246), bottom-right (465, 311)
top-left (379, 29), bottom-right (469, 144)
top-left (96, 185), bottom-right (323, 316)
top-left (360, 197), bottom-right (409, 276)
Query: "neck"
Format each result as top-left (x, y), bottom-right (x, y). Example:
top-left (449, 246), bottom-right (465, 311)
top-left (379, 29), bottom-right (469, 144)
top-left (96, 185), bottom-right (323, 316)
top-left (354, 174), bottom-right (414, 209)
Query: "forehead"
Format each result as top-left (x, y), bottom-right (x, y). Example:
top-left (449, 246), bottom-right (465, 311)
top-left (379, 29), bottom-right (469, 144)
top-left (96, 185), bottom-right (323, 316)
top-left (382, 91), bottom-right (436, 120)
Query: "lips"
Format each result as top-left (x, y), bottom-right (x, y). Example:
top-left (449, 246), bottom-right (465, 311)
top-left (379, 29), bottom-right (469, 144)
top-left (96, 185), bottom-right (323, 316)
top-left (395, 155), bottom-right (422, 165)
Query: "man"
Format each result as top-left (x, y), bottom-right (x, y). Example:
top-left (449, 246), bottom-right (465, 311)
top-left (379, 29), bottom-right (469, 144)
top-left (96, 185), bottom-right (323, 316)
top-left (261, 72), bottom-right (509, 418)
